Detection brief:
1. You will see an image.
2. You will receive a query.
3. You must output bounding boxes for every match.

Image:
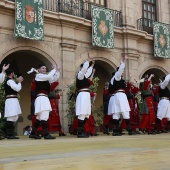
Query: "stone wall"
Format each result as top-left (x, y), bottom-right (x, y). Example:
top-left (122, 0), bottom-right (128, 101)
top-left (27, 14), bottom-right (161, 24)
top-left (0, 0), bottom-right (170, 134)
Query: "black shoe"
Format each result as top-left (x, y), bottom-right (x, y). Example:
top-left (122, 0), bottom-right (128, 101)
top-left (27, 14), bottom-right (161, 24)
top-left (135, 131), bottom-right (141, 134)
top-left (44, 134), bottom-right (56, 139)
top-left (90, 133), bottom-right (99, 136)
top-left (141, 130), bottom-right (146, 134)
top-left (156, 130), bottom-right (161, 134)
top-left (128, 131), bottom-right (136, 135)
top-left (6, 135), bottom-right (19, 139)
top-left (112, 132), bottom-right (122, 136)
top-left (148, 132), bottom-right (156, 135)
top-left (70, 132), bottom-right (77, 135)
top-left (103, 126), bottom-right (110, 135)
top-left (29, 134), bottom-right (41, 139)
top-left (163, 130), bottom-right (169, 133)
top-left (59, 133), bottom-right (67, 137)
top-left (77, 133), bottom-right (89, 138)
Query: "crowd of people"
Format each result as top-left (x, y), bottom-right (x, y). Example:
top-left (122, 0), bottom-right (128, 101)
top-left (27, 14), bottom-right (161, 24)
top-left (70, 53), bottom-right (170, 138)
top-left (0, 53), bottom-right (170, 139)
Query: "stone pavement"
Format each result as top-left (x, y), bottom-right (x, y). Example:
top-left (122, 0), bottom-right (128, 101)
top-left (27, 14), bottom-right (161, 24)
top-left (0, 133), bottom-right (170, 170)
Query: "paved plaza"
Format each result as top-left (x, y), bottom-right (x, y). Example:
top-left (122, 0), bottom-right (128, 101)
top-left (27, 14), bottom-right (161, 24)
top-left (0, 133), bottom-right (170, 170)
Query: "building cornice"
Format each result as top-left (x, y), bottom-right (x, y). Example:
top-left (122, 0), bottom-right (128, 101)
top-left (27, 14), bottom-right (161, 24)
top-left (0, 0), bottom-right (154, 44)
top-left (60, 43), bottom-right (77, 52)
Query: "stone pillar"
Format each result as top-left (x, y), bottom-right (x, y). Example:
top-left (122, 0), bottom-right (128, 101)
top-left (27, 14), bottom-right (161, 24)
top-left (126, 53), bottom-right (140, 82)
top-left (121, 0), bottom-right (136, 28)
top-left (60, 43), bottom-right (77, 133)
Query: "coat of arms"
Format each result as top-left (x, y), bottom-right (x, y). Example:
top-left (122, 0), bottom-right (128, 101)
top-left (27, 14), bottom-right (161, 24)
top-left (26, 5), bottom-right (35, 23)
top-left (98, 20), bottom-right (108, 37)
top-left (158, 34), bottom-right (166, 48)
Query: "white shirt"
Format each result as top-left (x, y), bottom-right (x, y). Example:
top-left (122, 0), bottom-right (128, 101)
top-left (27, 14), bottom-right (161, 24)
top-left (77, 61), bottom-right (93, 80)
top-left (0, 72), bottom-right (5, 83)
top-left (49, 71), bottom-right (60, 83)
top-left (160, 74), bottom-right (170, 89)
top-left (7, 79), bottom-right (21, 92)
top-left (110, 62), bottom-right (125, 85)
top-left (35, 69), bottom-right (57, 82)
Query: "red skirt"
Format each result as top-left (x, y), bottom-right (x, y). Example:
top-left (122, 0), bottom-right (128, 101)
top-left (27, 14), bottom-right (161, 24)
top-left (32, 99), bottom-right (62, 133)
top-left (84, 115), bottom-right (96, 134)
top-left (48, 99), bottom-right (62, 132)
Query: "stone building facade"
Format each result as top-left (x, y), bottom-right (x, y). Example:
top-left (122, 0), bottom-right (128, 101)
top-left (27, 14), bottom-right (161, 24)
top-left (0, 0), bottom-right (170, 134)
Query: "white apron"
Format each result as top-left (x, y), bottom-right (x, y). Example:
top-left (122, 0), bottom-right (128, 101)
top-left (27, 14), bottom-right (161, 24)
top-left (4, 98), bottom-right (22, 117)
top-left (34, 96), bottom-right (52, 114)
top-left (157, 99), bottom-right (170, 120)
top-left (76, 91), bottom-right (91, 116)
top-left (108, 92), bottom-right (130, 115)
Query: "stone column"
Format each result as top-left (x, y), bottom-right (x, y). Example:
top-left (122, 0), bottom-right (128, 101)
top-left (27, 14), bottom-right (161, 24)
top-left (126, 53), bottom-right (140, 82)
top-left (60, 43), bottom-right (77, 133)
top-left (121, 0), bottom-right (136, 28)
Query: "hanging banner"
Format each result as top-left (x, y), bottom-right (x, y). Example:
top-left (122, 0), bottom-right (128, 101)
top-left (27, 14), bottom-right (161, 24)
top-left (91, 5), bottom-right (114, 49)
top-left (14, 0), bottom-right (44, 40)
top-left (154, 22), bottom-right (170, 58)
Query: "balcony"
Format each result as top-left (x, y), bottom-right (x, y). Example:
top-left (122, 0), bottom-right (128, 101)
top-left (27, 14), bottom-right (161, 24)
top-left (137, 18), bottom-right (155, 35)
top-left (7, 0), bottom-right (122, 27)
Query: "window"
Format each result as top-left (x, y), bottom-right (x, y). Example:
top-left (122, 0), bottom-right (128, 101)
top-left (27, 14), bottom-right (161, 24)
top-left (85, 0), bottom-right (106, 6)
top-left (142, 0), bottom-right (157, 21)
top-left (142, 0), bottom-right (157, 34)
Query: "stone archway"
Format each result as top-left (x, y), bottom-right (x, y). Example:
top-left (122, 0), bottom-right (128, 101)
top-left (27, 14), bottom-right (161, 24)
top-left (75, 50), bottom-right (118, 111)
top-left (141, 67), bottom-right (166, 84)
top-left (138, 59), bottom-right (168, 80)
top-left (140, 67), bottom-right (166, 85)
top-left (1, 50), bottom-right (53, 135)
top-left (0, 39), bottom-right (59, 63)
top-left (93, 60), bottom-right (116, 109)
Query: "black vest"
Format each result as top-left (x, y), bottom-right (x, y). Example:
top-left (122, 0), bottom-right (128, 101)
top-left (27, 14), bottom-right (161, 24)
top-left (159, 87), bottom-right (170, 98)
top-left (76, 76), bottom-right (90, 90)
top-left (4, 77), bottom-right (18, 96)
top-left (35, 81), bottom-right (50, 94)
top-left (109, 78), bottom-right (125, 93)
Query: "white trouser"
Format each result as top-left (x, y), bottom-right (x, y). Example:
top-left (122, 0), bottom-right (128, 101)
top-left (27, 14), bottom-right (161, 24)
top-left (112, 111), bottom-right (130, 120)
top-left (7, 115), bottom-right (19, 122)
top-left (36, 111), bottom-right (50, 121)
top-left (78, 114), bottom-right (90, 121)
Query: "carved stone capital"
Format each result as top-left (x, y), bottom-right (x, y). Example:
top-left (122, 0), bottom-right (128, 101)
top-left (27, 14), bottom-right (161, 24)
top-left (60, 43), bottom-right (77, 52)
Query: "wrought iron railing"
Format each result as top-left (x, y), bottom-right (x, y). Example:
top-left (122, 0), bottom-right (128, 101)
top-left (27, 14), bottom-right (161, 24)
top-left (7, 0), bottom-right (122, 27)
top-left (137, 18), bottom-right (155, 35)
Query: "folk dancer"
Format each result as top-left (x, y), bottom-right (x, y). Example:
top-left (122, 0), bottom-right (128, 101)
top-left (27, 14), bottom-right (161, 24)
top-left (29, 63), bottom-right (59, 139)
top-left (108, 54), bottom-right (135, 136)
top-left (4, 68), bottom-right (23, 139)
top-left (120, 81), bottom-right (140, 134)
top-left (155, 73), bottom-right (170, 133)
top-left (76, 53), bottom-right (94, 138)
top-left (139, 74), bottom-right (156, 134)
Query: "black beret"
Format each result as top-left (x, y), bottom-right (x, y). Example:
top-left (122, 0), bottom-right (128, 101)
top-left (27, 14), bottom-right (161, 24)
top-left (38, 63), bottom-right (46, 69)
top-left (5, 68), bottom-right (14, 75)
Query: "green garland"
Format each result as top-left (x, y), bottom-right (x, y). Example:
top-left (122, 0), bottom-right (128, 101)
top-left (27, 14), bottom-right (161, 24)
top-left (0, 82), bottom-right (5, 129)
top-left (66, 81), bottom-right (76, 125)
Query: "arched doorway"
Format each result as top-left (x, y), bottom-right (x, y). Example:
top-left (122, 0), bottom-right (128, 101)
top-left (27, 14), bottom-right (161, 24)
top-left (93, 60), bottom-right (115, 109)
top-left (1, 50), bottom-right (53, 135)
top-left (141, 68), bottom-right (166, 85)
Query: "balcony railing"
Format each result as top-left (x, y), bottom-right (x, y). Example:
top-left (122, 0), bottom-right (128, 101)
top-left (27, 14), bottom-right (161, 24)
top-left (7, 0), bottom-right (122, 27)
top-left (137, 18), bottom-right (155, 35)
